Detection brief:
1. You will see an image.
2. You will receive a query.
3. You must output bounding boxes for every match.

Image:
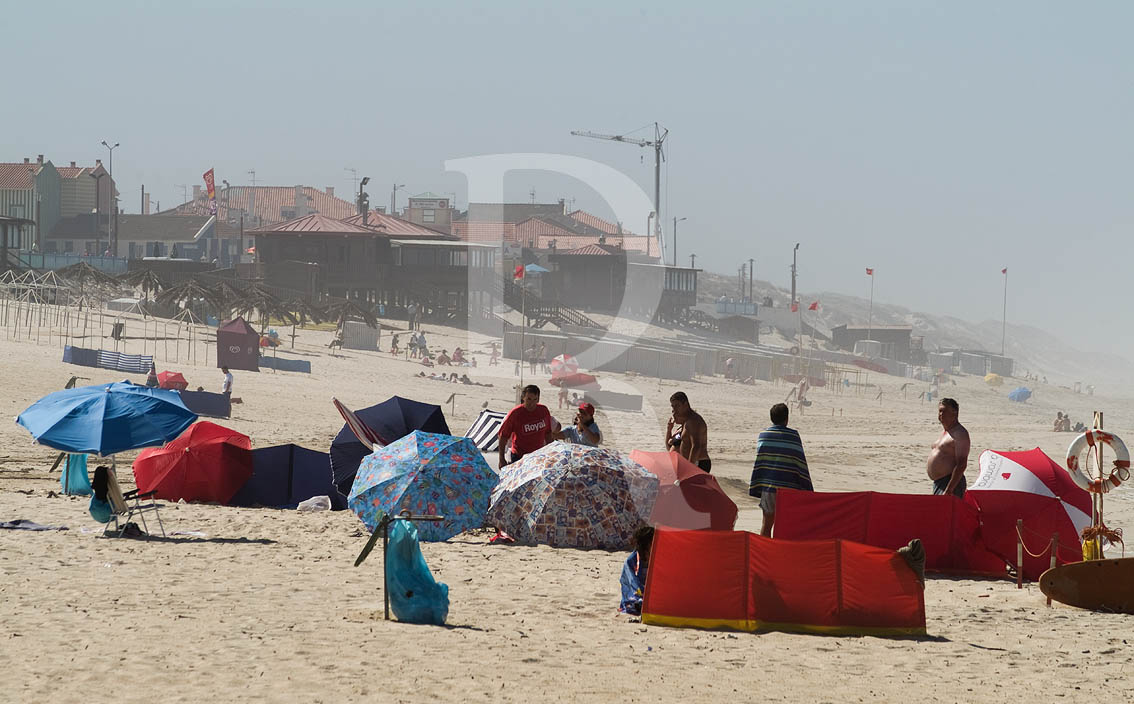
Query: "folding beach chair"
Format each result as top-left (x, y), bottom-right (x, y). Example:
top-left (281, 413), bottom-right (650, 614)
top-left (93, 466), bottom-right (166, 539)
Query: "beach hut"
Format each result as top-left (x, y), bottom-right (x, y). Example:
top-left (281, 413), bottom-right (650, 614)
top-left (217, 317), bottom-right (260, 372)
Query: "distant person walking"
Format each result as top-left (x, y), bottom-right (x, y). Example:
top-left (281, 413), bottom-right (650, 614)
top-left (927, 397), bottom-right (969, 498)
top-left (749, 403), bottom-right (812, 537)
top-left (665, 392), bottom-right (711, 473)
top-left (221, 366), bottom-right (233, 397)
top-left (145, 362), bottom-right (159, 388)
top-left (407, 302), bottom-right (418, 331)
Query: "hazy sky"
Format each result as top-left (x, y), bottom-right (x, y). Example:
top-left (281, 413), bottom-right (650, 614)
top-left (5, 2), bottom-right (1132, 357)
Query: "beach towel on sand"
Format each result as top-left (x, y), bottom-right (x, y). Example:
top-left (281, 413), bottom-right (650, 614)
top-left (619, 551), bottom-right (648, 615)
top-left (1, 520), bottom-right (68, 531)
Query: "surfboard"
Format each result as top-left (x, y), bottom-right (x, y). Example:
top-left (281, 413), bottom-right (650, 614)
top-left (1039, 558), bottom-right (1134, 614)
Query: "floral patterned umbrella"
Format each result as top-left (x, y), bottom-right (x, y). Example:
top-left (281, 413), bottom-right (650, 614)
top-left (486, 442), bottom-right (659, 550)
top-left (348, 431), bottom-right (497, 542)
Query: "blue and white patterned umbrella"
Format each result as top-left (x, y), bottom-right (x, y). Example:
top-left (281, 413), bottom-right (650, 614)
top-left (486, 442), bottom-right (658, 550)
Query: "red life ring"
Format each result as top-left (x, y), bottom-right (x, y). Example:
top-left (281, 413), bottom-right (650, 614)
top-left (1066, 430), bottom-right (1131, 494)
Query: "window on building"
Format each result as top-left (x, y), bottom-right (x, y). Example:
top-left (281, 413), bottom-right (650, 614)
top-left (449, 249), bottom-right (468, 267)
top-left (64, 240), bottom-right (74, 253)
top-left (8, 205), bottom-right (25, 219)
top-left (281, 208), bottom-right (296, 220)
top-left (423, 209), bottom-right (436, 223)
top-left (393, 247), bottom-right (402, 266)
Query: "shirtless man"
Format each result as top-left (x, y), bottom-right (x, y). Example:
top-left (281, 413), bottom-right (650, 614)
top-left (665, 391), bottom-right (712, 473)
top-left (927, 397), bottom-right (970, 498)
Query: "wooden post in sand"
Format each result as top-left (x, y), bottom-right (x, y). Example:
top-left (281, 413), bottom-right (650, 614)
top-left (1046, 533), bottom-right (1058, 607)
top-left (1016, 519), bottom-right (1024, 589)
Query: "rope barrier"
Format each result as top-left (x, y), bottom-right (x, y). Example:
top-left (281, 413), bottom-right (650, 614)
top-left (1015, 524), bottom-right (1056, 559)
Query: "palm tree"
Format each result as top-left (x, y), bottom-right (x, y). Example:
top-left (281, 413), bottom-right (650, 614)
top-left (56, 260), bottom-right (120, 300)
top-left (155, 278), bottom-right (221, 317)
top-left (210, 280), bottom-right (248, 320)
top-left (117, 268), bottom-right (167, 304)
top-left (324, 298), bottom-right (378, 331)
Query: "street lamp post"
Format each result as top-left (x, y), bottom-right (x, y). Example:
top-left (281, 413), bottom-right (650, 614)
top-left (672, 216), bottom-right (686, 267)
top-left (100, 141), bottom-right (119, 255)
top-left (391, 183), bottom-right (405, 216)
top-left (91, 172), bottom-right (106, 255)
top-left (359, 177), bottom-right (371, 226)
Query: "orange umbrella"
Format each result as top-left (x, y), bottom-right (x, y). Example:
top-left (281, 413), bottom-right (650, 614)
top-left (630, 450), bottom-right (738, 530)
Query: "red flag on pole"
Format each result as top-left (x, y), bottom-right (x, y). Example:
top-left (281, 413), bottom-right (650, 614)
top-left (808, 301), bottom-right (819, 311)
top-left (790, 302), bottom-right (799, 313)
top-left (1001, 267), bottom-right (1007, 274)
top-left (514, 264), bottom-right (525, 280)
top-left (866, 268), bottom-right (874, 275)
top-left (202, 168), bottom-right (217, 215)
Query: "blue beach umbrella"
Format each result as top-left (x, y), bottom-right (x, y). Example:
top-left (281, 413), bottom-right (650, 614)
top-left (16, 381), bottom-right (198, 456)
top-left (1008, 387), bottom-right (1032, 403)
top-left (330, 396), bottom-right (450, 497)
top-left (348, 431), bottom-right (497, 542)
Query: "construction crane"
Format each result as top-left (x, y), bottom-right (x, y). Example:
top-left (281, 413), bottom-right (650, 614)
top-left (571, 122), bottom-right (668, 260)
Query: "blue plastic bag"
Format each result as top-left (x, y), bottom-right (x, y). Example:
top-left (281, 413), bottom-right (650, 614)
top-left (386, 519), bottom-right (449, 625)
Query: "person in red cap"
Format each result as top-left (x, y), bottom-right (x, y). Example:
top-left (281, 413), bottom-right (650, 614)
top-left (498, 385), bottom-right (554, 466)
top-left (557, 402), bottom-right (602, 446)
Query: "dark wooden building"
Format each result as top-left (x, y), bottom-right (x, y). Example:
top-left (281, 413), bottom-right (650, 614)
top-left (545, 243), bottom-right (698, 321)
top-left (253, 212), bottom-right (496, 320)
top-left (830, 324), bottom-right (914, 362)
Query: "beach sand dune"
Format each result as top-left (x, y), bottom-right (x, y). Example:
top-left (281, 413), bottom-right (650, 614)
top-left (2, 318), bottom-right (1131, 703)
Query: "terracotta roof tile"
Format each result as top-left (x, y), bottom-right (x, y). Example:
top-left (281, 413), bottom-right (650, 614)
top-left (161, 185), bottom-right (356, 225)
top-left (249, 213), bottom-right (376, 235)
top-left (453, 221), bottom-right (516, 243)
top-left (0, 163), bottom-right (38, 189)
top-left (341, 211), bottom-right (457, 239)
top-left (568, 210), bottom-right (639, 236)
top-left (536, 233), bottom-right (655, 255)
top-left (558, 243), bottom-right (623, 256)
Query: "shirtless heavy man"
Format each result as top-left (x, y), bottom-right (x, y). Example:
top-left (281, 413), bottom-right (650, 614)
top-left (666, 392), bottom-right (712, 473)
top-left (927, 397), bottom-right (970, 498)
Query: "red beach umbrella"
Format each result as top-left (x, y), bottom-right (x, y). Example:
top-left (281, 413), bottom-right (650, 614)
top-left (157, 371), bottom-right (189, 391)
top-left (630, 450), bottom-right (738, 531)
top-left (967, 448), bottom-right (1091, 580)
top-left (133, 421), bottom-right (253, 504)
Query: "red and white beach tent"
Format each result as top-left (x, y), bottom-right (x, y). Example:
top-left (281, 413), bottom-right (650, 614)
top-left (967, 448), bottom-right (1092, 580)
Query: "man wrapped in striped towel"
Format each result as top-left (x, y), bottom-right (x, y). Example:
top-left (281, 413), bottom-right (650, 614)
top-left (749, 403), bottom-right (812, 537)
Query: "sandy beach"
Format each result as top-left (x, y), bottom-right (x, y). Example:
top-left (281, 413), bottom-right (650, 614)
top-left (2, 316), bottom-right (1132, 704)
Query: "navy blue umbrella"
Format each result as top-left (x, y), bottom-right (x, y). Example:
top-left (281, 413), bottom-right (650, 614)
top-left (329, 396), bottom-right (450, 497)
top-left (16, 381), bottom-right (197, 456)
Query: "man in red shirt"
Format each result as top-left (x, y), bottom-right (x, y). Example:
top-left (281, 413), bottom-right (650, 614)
top-left (498, 384), bottom-right (554, 466)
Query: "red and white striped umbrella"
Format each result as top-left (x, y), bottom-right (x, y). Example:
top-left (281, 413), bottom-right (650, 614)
top-left (967, 448), bottom-right (1091, 580)
top-left (549, 354), bottom-right (579, 376)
